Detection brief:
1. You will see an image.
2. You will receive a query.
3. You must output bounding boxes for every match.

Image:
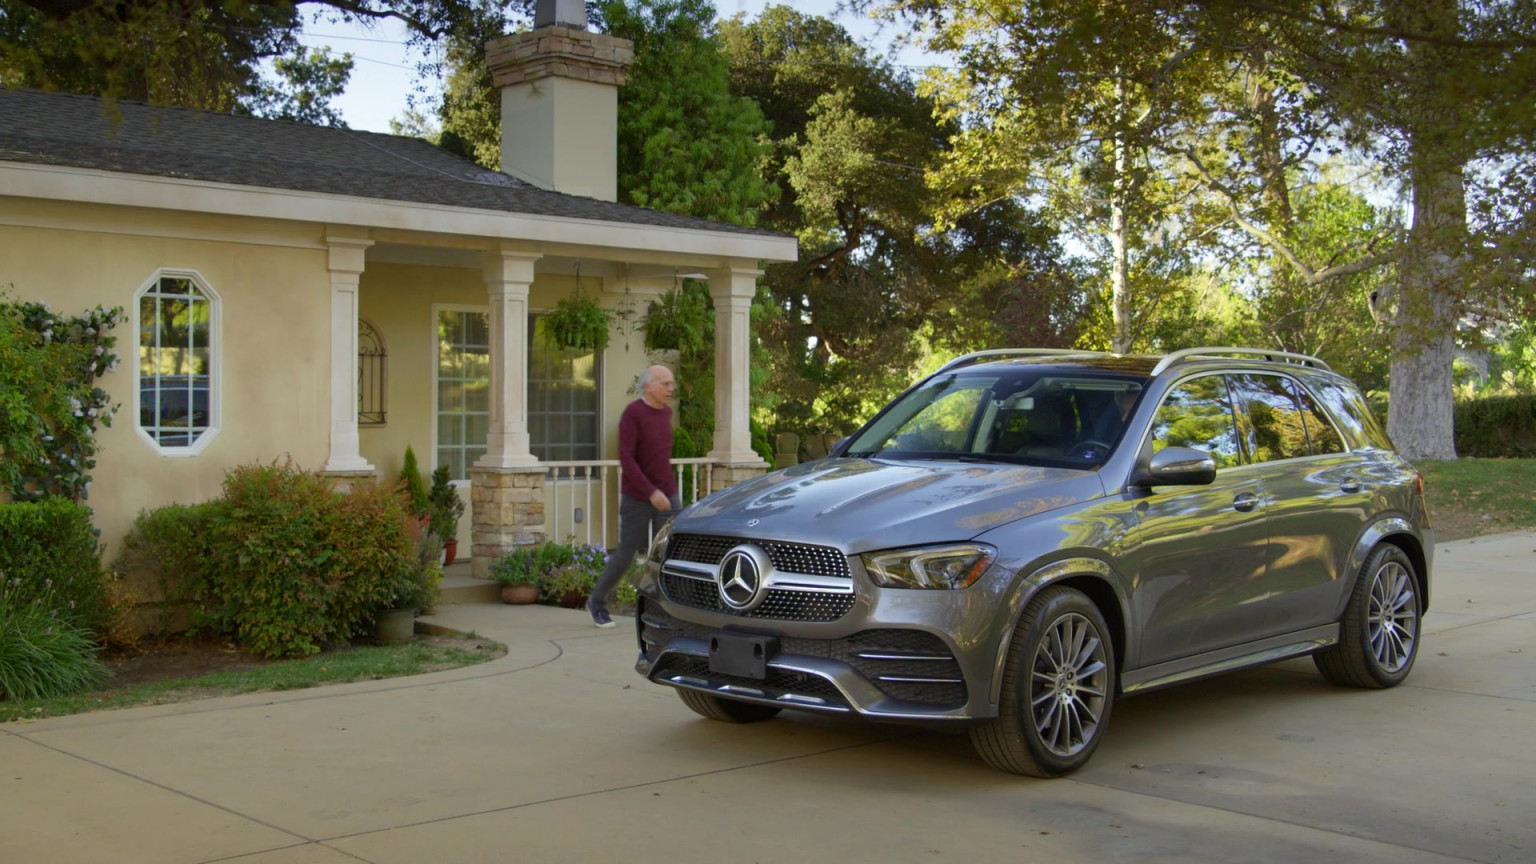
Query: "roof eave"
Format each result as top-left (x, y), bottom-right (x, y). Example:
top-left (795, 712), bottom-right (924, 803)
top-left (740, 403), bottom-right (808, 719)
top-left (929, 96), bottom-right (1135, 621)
top-left (0, 160), bottom-right (799, 264)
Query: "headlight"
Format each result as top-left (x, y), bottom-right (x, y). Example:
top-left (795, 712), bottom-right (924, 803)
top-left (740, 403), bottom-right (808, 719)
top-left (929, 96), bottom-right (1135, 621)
top-left (646, 518), bottom-right (675, 565)
top-left (861, 543), bottom-right (997, 590)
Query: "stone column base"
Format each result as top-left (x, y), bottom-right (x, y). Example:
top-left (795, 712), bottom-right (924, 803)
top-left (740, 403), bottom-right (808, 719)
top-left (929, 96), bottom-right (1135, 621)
top-left (708, 461), bottom-right (769, 495)
top-left (319, 469), bottom-right (378, 494)
top-left (470, 466), bottom-right (547, 578)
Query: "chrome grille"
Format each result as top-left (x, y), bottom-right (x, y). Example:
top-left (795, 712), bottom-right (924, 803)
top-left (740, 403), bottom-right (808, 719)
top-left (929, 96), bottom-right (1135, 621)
top-left (660, 571), bottom-right (855, 622)
top-left (669, 534), bottom-right (852, 580)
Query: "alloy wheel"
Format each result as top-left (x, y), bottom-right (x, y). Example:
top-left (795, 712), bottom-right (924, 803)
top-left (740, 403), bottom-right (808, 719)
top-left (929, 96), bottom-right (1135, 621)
top-left (1030, 611), bottom-right (1109, 757)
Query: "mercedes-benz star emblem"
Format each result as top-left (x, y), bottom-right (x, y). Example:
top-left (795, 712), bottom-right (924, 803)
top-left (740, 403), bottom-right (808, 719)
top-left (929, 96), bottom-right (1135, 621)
top-left (718, 544), bottom-right (771, 611)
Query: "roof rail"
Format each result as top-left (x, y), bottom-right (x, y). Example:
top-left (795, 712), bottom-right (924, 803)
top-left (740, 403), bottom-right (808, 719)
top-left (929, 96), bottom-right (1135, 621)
top-left (1150, 347), bottom-right (1331, 376)
top-left (935, 348), bottom-right (1104, 374)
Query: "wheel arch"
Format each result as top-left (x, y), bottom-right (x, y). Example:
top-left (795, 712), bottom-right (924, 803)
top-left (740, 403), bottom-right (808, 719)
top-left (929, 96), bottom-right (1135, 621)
top-left (989, 557), bottom-right (1129, 705)
top-left (1349, 518), bottom-right (1432, 613)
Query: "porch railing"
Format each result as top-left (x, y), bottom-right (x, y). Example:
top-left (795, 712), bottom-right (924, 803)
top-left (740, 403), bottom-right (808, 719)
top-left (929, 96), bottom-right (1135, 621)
top-left (540, 457), bottom-right (715, 549)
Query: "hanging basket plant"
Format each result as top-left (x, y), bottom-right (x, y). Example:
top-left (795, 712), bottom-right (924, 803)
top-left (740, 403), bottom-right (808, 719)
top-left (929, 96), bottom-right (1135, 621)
top-left (643, 278), bottom-right (711, 354)
top-left (547, 268), bottom-right (612, 353)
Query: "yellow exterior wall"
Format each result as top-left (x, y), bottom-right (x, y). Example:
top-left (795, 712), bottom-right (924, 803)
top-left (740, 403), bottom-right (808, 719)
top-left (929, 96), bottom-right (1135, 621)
top-left (1, 206), bottom-right (330, 560)
top-left (3, 198), bottom-right (679, 560)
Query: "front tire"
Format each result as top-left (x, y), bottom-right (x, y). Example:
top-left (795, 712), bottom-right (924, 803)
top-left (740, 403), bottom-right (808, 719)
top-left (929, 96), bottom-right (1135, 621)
top-left (971, 586), bottom-right (1116, 777)
top-left (1314, 544), bottom-right (1421, 688)
top-left (676, 688), bottom-right (782, 723)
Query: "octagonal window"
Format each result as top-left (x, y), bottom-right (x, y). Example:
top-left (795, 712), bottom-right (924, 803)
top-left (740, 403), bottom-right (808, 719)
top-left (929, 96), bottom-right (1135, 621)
top-left (135, 270), bottom-right (219, 454)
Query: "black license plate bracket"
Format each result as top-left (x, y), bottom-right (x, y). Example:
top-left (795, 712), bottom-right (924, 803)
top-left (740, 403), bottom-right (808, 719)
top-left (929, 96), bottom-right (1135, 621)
top-left (708, 632), bottom-right (780, 680)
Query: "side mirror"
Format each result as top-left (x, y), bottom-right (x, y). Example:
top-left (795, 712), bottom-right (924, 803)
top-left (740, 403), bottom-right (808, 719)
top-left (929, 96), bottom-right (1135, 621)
top-left (1132, 446), bottom-right (1217, 488)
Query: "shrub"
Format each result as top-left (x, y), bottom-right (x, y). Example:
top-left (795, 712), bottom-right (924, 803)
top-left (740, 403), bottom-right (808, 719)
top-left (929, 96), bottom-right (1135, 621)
top-left (115, 502), bottom-right (219, 636)
top-left (427, 464), bottom-right (464, 542)
top-left (397, 445), bottom-right (429, 516)
top-left (0, 497), bottom-right (107, 631)
top-left (538, 542), bottom-right (606, 604)
top-left (0, 292), bottom-right (122, 502)
top-left (0, 578), bottom-right (108, 701)
top-left (1455, 395), bottom-right (1536, 458)
top-left (197, 461), bottom-right (418, 658)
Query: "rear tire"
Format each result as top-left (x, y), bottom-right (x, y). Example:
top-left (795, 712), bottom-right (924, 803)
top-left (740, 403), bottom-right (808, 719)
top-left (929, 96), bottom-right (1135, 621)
top-left (676, 687), bottom-right (782, 723)
top-left (1315, 544), bottom-right (1421, 688)
top-left (971, 586), bottom-right (1116, 777)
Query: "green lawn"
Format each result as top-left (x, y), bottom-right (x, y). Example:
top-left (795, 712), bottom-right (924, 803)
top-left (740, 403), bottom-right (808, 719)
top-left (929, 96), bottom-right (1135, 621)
top-left (1419, 457), bottom-right (1536, 540)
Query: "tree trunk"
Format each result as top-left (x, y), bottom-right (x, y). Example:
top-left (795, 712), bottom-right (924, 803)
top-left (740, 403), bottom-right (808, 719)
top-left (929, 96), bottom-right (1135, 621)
top-left (1110, 80), bottom-right (1132, 354)
top-left (1386, 0), bottom-right (1464, 462)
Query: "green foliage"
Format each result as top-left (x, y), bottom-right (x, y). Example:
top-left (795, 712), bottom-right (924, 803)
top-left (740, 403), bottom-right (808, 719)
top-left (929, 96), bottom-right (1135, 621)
top-left (546, 292), bottom-right (613, 352)
top-left (488, 547), bottom-right (539, 586)
top-left (1454, 396), bottom-right (1536, 458)
top-left (0, 292), bottom-right (121, 502)
top-left (114, 501), bottom-right (219, 636)
top-left (0, 497), bottom-right (108, 632)
top-left (241, 46), bottom-right (354, 127)
top-left (597, 0), bottom-right (776, 225)
top-left (643, 281), bottom-right (712, 354)
top-left (0, 0), bottom-right (478, 117)
top-left (0, 577), bottom-right (107, 702)
top-left (427, 464), bottom-right (465, 541)
top-left (397, 445), bottom-right (430, 515)
top-left (187, 461), bottom-right (421, 658)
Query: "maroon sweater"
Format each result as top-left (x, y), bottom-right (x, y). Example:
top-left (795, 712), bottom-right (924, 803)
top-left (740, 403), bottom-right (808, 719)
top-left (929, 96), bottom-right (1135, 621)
top-left (618, 399), bottom-right (677, 502)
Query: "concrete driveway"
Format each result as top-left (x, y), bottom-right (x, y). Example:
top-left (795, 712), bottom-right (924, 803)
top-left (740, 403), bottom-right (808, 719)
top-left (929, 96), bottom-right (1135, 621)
top-left (2, 531), bottom-right (1532, 864)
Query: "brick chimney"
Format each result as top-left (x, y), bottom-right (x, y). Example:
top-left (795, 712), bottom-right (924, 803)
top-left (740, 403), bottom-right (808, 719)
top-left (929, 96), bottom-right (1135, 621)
top-left (485, 0), bottom-right (633, 201)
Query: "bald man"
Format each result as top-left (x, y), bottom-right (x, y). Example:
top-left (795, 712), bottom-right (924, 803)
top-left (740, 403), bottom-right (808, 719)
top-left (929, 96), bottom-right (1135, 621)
top-left (588, 364), bottom-right (682, 628)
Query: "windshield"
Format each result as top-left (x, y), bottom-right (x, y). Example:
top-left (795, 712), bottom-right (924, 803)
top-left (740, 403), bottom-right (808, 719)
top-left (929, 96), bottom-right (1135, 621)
top-left (844, 369), bottom-right (1145, 468)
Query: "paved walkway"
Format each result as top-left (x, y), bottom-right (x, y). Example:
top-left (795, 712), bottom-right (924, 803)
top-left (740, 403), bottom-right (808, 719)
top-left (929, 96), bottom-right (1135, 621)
top-left (2, 532), bottom-right (1533, 864)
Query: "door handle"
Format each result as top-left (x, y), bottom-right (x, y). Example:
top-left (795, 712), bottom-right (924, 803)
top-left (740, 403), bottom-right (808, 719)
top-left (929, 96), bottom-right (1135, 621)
top-left (1233, 492), bottom-right (1260, 512)
top-left (1340, 477), bottom-right (1361, 494)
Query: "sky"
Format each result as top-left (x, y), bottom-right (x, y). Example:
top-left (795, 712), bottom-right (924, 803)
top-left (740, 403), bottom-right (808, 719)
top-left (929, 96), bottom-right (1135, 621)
top-left (292, 1), bottom-right (939, 134)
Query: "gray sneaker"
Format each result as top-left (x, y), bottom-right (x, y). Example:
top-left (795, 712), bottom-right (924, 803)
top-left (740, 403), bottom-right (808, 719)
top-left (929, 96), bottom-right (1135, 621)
top-left (587, 599), bottom-right (616, 629)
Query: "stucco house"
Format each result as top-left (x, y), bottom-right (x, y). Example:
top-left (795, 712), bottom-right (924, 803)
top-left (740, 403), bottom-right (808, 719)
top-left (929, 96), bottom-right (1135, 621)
top-left (0, 10), bottom-right (797, 578)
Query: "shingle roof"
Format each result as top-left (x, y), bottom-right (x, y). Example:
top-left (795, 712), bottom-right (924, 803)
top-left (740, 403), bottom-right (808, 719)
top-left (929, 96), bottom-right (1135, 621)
top-left (0, 88), bottom-right (781, 239)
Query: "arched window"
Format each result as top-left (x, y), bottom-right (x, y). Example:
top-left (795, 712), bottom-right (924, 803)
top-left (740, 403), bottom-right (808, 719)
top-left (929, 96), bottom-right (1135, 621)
top-left (135, 270), bottom-right (220, 454)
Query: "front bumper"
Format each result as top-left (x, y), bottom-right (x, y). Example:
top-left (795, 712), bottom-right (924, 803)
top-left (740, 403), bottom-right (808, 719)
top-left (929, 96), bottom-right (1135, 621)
top-left (633, 538), bottom-right (1016, 723)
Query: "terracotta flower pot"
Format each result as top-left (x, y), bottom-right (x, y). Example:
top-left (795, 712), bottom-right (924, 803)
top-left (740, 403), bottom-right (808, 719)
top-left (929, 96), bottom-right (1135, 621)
top-left (501, 583), bottom-right (539, 605)
top-left (443, 538), bottom-right (458, 567)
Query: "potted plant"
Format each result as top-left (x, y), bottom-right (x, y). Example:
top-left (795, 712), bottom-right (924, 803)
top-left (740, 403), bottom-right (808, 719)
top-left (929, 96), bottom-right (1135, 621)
top-left (546, 291), bottom-right (612, 352)
top-left (490, 547), bottom-right (540, 604)
top-left (541, 543), bottom-right (607, 608)
top-left (427, 464), bottom-right (465, 566)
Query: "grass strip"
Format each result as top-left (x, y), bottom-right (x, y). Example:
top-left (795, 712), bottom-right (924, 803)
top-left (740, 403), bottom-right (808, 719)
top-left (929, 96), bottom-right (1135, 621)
top-left (1, 637), bottom-right (502, 723)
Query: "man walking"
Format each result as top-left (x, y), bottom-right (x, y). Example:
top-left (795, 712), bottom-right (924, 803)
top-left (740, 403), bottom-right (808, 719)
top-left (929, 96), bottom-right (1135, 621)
top-left (588, 364), bottom-right (681, 628)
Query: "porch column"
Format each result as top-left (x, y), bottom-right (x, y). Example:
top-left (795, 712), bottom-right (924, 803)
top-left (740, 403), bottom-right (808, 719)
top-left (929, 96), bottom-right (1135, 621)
top-left (705, 264), bottom-right (768, 492)
top-left (323, 231), bottom-right (376, 477)
top-left (476, 249), bottom-right (541, 469)
top-left (471, 248), bottom-right (544, 577)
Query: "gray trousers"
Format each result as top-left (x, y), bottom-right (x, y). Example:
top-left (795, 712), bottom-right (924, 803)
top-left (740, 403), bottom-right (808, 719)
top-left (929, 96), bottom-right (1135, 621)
top-left (591, 492), bottom-right (682, 610)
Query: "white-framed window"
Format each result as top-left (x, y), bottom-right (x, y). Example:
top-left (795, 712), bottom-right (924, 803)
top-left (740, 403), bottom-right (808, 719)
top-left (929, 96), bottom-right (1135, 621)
top-left (434, 306), bottom-right (490, 481)
top-left (528, 315), bottom-right (600, 463)
top-left (432, 307), bottom-right (602, 480)
top-left (134, 269), bottom-right (220, 455)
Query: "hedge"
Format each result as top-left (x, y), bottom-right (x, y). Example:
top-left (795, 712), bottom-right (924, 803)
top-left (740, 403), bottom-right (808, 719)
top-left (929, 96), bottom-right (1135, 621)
top-left (1455, 395), bottom-right (1536, 458)
top-left (0, 497), bottom-right (106, 631)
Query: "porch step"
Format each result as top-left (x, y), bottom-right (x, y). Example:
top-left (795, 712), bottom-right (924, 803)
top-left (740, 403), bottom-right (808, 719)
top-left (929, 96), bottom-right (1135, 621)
top-left (437, 561), bottom-right (501, 605)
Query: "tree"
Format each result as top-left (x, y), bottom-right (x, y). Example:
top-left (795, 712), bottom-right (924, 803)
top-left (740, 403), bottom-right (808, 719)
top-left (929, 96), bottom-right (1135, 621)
top-left (242, 46), bottom-right (355, 126)
top-left (1205, 0), bottom-right (1536, 458)
top-left (721, 6), bottom-right (1085, 435)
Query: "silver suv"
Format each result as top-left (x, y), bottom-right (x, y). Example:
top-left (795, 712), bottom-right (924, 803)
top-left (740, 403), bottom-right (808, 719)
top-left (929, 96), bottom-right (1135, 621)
top-left (634, 348), bottom-right (1432, 776)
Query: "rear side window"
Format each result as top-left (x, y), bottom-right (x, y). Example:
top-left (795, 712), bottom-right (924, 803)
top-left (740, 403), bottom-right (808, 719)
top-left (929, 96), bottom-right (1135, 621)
top-left (1309, 378), bottom-right (1393, 450)
top-left (1230, 374), bottom-right (1310, 462)
top-left (1291, 383), bottom-right (1345, 455)
top-left (1149, 375), bottom-right (1244, 468)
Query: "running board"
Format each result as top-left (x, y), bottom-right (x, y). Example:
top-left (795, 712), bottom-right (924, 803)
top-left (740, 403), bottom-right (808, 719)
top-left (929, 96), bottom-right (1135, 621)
top-left (1121, 625), bottom-right (1339, 694)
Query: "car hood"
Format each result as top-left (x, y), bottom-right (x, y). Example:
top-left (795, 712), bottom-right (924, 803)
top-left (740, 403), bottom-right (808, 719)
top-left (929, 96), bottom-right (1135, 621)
top-left (676, 457), bottom-right (1105, 554)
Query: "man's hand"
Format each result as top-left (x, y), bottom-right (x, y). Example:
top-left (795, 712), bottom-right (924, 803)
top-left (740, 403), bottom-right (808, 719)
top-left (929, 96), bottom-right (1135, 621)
top-left (650, 489), bottom-right (671, 512)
